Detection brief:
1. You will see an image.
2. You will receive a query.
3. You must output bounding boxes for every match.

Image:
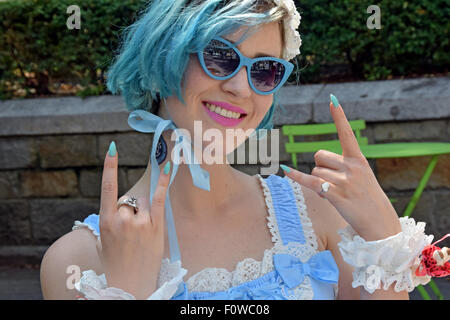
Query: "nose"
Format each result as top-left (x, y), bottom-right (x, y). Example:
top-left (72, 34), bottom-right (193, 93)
top-left (221, 65), bottom-right (252, 99)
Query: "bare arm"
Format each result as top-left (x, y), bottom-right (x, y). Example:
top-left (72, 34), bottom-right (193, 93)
top-left (40, 228), bottom-right (103, 300)
top-left (322, 197), bottom-right (409, 300)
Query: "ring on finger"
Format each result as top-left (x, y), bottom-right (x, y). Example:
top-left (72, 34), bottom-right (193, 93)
top-left (117, 196), bottom-right (139, 214)
top-left (318, 182), bottom-right (330, 198)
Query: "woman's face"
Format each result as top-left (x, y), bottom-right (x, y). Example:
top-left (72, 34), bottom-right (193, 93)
top-left (160, 21), bottom-right (283, 160)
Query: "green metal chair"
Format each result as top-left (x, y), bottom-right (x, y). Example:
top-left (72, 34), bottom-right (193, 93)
top-left (282, 120), bottom-right (450, 300)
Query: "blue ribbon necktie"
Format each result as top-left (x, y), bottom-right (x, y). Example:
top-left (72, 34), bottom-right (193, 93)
top-left (272, 251), bottom-right (339, 289)
top-left (127, 102), bottom-right (211, 263)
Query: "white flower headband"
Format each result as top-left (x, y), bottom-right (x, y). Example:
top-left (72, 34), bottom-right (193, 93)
top-left (274, 0), bottom-right (302, 61)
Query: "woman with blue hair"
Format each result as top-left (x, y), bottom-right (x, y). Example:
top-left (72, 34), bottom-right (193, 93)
top-left (41, 0), bottom-right (438, 300)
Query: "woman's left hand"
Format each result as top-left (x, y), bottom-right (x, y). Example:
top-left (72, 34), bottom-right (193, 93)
top-left (281, 95), bottom-right (402, 241)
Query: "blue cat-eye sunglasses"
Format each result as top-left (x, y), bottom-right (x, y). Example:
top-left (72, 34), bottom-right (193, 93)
top-left (197, 36), bottom-right (294, 95)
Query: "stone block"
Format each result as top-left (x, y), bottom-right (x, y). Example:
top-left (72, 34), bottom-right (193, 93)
top-left (0, 200), bottom-right (32, 245)
top-left (0, 245), bottom-right (48, 266)
top-left (98, 133), bottom-right (153, 166)
top-left (227, 129), bottom-right (291, 169)
top-left (29, 198), bottom-right (99, 244)
top-left (376, 155), bottom-right (450, 191)
top-left (21, 170), bottom-right (78, 197)
top-left (313, 77), bottom-right (450, 123)
top-left (38, 135), bottom-right (97, 168)
top-left (127, 168), bottom-right (146, 190)
top-left (433, 192), bottom-right (450, 240)
top-left (373, 120), bottom-right (447, 143)
top-left (273, 85), bottom-right (320, 125)
top-left (79, 168), bottom-right (128, 198)
top-left (388, 192), bottom-right (436, 235)
top-left (0, 95), bottom-right (130, 136)
top-left (0, 171), bottom-right (22, 199)
top-left (0, 138), bottom-right (36, 169)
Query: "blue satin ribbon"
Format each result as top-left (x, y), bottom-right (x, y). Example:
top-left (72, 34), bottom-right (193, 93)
top-left (172, 280), bottom-right (286, 300)
top-left (273, 251), bottom-right (339, 289)
top-left (127, 102), bottom-right (210, 263)
top-left (172, 251), bottom-right (338, 300)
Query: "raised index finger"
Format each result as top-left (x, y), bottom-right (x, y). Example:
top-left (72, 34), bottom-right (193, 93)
top-left (329, 94), bottom-right (362, 158)
top-left (100, 141), bottom-right (118, 216)
top-left (149, 161), bottom-right (171, 226)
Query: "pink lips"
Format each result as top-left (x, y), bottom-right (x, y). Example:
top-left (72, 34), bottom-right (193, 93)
top-left (202, 101), bottom-right (247, 127)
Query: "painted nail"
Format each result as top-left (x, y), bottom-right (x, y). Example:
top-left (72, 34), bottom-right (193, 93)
top-left (108, 141), bottom-right (116, 157)
top-left (163, 161), bottom-right (171, 175)
top-left (330, 94), bottom-right (340, 108)
top-left (280, 164), bottom-right (291, 173)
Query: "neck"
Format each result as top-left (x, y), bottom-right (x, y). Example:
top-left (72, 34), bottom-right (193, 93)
top-left (131, 129), bottom-right (250, 219)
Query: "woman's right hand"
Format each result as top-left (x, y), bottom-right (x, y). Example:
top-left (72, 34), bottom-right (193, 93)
top-left (96, 141), bottom-right (171, 300)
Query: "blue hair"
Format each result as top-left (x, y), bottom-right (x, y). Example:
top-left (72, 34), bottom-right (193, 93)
top-left (107, 0), bottom-right (293, 139)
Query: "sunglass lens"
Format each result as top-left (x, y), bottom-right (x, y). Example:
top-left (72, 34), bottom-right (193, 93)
top-left (203, 39), bottom-right (240, 77)
top-left (251, 60), bottom-right (285, 92)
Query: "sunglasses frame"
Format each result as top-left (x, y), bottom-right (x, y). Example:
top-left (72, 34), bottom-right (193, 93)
top-left (197, 36), bottom-right (294, 95)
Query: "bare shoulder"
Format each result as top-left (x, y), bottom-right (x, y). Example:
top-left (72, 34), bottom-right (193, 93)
top-left (40, 227), bottom-right (103, 300)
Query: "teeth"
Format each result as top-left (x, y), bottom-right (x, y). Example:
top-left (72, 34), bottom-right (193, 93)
top-left (206, 103), bottom-right (242, 119)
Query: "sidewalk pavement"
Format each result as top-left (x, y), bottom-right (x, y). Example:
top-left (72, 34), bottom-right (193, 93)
top-left (0, 264), bottom-right (449, 300)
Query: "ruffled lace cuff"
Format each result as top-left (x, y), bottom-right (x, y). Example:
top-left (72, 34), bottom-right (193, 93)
top-left (74, 260), bottom-right (187, 300)
top-left (337, 217), bottom-right (434, 294)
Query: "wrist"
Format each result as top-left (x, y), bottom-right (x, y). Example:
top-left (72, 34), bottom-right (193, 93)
top-left (355, 213), bottom-right (403, 242)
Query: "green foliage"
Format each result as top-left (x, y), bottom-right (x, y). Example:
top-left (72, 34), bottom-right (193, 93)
top-left (0, 0), bottom-right (448, 99)
top-left (0, 0), bottom-right (147, 98)
top-left (292, 0), bottom-right (449, 83)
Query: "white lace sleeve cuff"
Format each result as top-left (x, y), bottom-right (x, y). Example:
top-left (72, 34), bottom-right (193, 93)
top-left (337, 216), bottom-right (434, 294)
top-left (74, 260), bottom-right (187, 300)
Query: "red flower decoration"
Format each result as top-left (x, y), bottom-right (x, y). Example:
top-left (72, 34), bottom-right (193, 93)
top-left (416, 234), bottom-right (450, 278)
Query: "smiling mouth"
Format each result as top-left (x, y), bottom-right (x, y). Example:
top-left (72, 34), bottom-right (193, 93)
top-left (203, 102), bottom-right (248, 119)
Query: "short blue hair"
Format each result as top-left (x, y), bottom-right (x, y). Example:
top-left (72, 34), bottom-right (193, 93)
top-left (107, 0), bottom-right (293, 137)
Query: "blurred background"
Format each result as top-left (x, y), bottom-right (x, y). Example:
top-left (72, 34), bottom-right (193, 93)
top-left (0, 0), bottom-right (449, 300)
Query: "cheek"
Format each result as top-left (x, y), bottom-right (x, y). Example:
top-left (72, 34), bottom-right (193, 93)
top-left (255, 96), bottom-right (273, 119)
top-left (182, 56), bottom-right (210, 93)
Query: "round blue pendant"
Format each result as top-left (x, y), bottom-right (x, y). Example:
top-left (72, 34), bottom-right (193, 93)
top-left (156, 135), bottom-right (167, 165)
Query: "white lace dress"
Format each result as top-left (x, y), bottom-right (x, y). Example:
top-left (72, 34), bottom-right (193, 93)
top-left (72, 174), bottom-right (339, 299)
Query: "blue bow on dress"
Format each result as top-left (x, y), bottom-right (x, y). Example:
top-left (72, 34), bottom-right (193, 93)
top-left (127, 108), bottom-right (210, 262)
top-left (273, 251), bottom-right (339, 289)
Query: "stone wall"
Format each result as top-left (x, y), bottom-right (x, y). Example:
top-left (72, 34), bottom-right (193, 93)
top-left (0, 76), bottom-right (449, 263)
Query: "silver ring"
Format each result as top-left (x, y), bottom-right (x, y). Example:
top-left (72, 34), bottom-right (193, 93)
top-left (117, 196), bottom-right (138, 213)
top-left (319, 182), bottom-right (330, 197)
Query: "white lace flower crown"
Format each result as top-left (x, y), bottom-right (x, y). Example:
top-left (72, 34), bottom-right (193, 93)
top-left (274, 0), bottom-right (302, 61)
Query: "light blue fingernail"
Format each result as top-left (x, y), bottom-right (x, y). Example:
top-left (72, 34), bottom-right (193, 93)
top-left (163, 161), bottom-right (171, 175)
top-left (330, 94), bottom-right (339, 108)
top-left (280, 164), bottom-right (291, 173)
top-left (108, 141), bottom-right (116, 157)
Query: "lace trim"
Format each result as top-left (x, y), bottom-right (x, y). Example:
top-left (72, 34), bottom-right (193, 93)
top-left (258, 174), bottom-right (283, 245)
top-left (75, 261), bottom-right (187, 300)
top-left (338, 216), bottom-right (434, 293)
top-left (285, 176), bottom-right (319, 251)
top-left (73, 221), bottom-right (100, 239)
